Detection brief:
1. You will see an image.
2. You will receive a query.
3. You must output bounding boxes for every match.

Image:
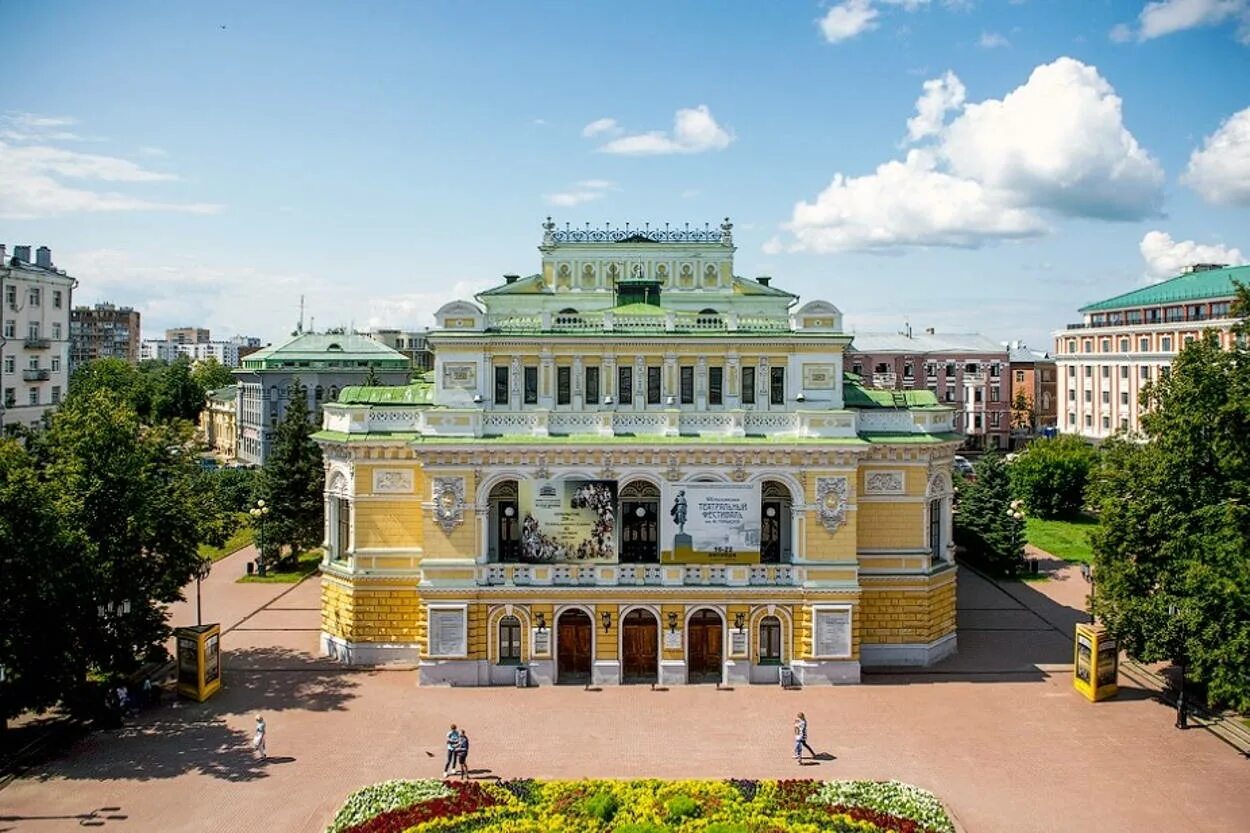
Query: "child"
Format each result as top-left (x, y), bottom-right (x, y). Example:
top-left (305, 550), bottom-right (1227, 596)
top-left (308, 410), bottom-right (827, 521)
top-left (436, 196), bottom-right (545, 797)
top-left (456, 730), bottom-right (470, 779)
top-left (794, 712), bottom-right (816, 761)
top-left (253, 715), bottom-right (267, 759)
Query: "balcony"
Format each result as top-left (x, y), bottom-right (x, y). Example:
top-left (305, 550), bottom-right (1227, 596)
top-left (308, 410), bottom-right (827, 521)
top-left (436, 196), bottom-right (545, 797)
top-left (475, 562), bottom-right (798, 587)
top-left (871, 372), bottom-right (897, 388)
top-left (24, 337), bottom-right (51, 349)
top-left (487, 309), bottom-right (792, 334)
top-left (22, 368), bottom-right (50, 382)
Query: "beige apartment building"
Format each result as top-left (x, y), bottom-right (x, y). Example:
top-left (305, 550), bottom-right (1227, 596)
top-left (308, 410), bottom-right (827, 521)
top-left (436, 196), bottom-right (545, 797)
top-left (1054, 263), bottom-right (1247, 440)
top-left (1, 244), bottom-right (75, 431)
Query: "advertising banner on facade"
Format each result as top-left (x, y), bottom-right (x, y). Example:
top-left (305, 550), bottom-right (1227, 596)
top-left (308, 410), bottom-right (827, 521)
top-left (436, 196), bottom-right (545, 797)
top-left (661, 482), bottom-right (761, 563)
top-left (518, 478), bottom-right (617, 562)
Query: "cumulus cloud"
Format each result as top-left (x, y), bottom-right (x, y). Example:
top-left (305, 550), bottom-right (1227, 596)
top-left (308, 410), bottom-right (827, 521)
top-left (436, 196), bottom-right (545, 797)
top-left (906, 70), bottom-right (966, 142)
top-left (543, 179), bottom-right (615, 207)
top-left (581, 117), bottom-right (620, 138)
top-left (596, 106), bottom-right (732, 156)
top-left (772, 57), bottom-right (1163, 254)
top-left (1112, 0), bottom-right (1250, 44)
top-left (0, 112), bottom-right (91, 143)
top-left (1182, 106), bottom-right (1250, 205)
top-left (1139, 230), bottom-right (1246, 279)
top-left (818, 0), bottom-right (879, 43)
top-left (978, 31), bottom-right (1010, 48)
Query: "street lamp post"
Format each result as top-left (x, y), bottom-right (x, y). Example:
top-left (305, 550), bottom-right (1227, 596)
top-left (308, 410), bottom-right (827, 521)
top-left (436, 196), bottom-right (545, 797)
top-left (194, 557), bottom-right (213, 626)
top-left (1080, 563), bottom-right (1096, 624)
top-left (250, 499), bottom-right (271, 577)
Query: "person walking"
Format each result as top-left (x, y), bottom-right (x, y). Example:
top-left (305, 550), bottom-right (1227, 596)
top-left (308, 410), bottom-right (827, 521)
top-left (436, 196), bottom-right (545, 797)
top-left (253, 715), bottom-right (267, 759)
top-left (456, 729), bottom-right (470, 779)
top-left (443, 724), bottom-right (461, 776)
top-left (794, 712), bottom-right (816, 761)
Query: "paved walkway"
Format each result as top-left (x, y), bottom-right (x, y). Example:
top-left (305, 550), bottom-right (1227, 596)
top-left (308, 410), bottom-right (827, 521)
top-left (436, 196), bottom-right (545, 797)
top-left (2, 562), bottom-right (1248, 833)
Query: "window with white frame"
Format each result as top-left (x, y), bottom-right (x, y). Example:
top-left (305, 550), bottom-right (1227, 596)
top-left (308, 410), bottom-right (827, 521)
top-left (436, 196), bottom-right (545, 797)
top-left (759, 616), bottom-right (782, 664)
top-left (498, 615), bottom-right (522, 664)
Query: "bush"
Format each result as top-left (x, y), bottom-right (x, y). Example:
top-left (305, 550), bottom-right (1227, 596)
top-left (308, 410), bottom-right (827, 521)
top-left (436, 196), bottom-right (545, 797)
top-left (1009, 434), bottom-right (1098, 519)
top-left (579, 790), bottom-right (620, 823)
top-left (664, 794), bottom-right (701, 824)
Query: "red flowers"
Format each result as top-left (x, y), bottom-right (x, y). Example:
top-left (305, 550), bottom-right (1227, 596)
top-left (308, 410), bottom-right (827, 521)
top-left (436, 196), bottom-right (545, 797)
top-left (342, 782), bottom-right (500, 833)
top-left (829, 803), bottom-right (936, 833)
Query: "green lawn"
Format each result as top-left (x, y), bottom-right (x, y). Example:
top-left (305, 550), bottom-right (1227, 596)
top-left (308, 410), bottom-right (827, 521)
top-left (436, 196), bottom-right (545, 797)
top-left (237, 550), bottom-right (322, 584)
top-left (1025, 514), bottom-right (1099, 563)
top-left (198, 515), bottom-right (255, 562)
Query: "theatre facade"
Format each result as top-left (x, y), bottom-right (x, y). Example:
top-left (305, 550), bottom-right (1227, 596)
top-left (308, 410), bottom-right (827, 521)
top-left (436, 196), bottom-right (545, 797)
top-left (314, 219), bottom-right (960, 685)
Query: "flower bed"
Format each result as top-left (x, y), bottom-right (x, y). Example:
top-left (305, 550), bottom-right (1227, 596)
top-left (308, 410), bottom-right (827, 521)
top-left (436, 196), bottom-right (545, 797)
top-left (329, 779), bottom-right (954, 833)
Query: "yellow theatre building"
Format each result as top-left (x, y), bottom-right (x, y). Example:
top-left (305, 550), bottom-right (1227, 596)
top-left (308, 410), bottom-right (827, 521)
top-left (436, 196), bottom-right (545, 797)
top-left (314, 219), bottom-right (960, 686)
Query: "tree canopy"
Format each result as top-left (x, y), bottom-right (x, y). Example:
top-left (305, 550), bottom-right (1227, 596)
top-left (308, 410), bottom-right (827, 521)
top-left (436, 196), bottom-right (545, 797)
top-left (1089, 282), bottom-right (1250, 710)
top-left (1009, 433), bottom-right (1098, 519)
top-left (954, 453), bottom-right (1026, 577)
top-left (258, 382), bottom-right (325, 568)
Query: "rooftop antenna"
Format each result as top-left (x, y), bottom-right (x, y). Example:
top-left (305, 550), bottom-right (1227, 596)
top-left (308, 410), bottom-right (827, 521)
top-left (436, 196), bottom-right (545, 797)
top-left (310, 316), bottom-right (315, 334)
top-left (298, 295), bottom-right (305, 334)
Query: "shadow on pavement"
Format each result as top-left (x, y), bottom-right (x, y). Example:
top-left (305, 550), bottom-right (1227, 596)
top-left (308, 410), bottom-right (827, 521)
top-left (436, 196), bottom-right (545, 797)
top-left (216, 645), bottom-right (366, 715)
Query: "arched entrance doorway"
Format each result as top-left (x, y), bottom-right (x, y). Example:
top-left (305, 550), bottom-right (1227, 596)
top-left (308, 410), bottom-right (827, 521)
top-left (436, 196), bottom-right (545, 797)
top-left (687, 608), bottom-right (723, 684)
top-left (621, 609), bottom-right (658, 683)
top-left (489, 481), bottom-right (520, 562)
top-left (556, 609), bottom-right (593, 684)
top-left (619, 480), bottom-right (660, 563)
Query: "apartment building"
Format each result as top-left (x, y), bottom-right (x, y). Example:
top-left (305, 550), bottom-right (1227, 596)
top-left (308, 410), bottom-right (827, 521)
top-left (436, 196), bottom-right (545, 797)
top-left (167, 326), bottom-right (210, 345)
top-left (1007, 342), bottom-right (1057, 448)
top-left (70, 302), bottom-right (141, 368)
top-left (845, 329), bottom-right (1010, 450)
top-left (140, 335), bottom-right (262, 367)
top-left (1, 244), bottom-right (75, 430)
top-left (1053, 263), bottom-right (1247, 440)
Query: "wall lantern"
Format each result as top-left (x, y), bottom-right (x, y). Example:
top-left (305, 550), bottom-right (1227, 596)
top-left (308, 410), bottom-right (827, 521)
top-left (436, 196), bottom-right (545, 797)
top-left (734, 612), bottom-right (746, 633)
top-left (601, 611), bottom-right (612, 633)
top-left (472, 393), bottom-right (483, 403)
top-left (666, 395), bottom-right (676, 406)
top-left (795, 392), bottom-right (806, 402)
top-left (667, 612), bottom-right (678, 633)
top-left (535, 612), bottom-right (547, 632)
top-left (504, 506), bottom-right (516, 518)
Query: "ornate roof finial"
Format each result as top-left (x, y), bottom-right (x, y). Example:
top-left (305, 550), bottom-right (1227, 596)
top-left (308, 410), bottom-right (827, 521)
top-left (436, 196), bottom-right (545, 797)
top-left (720, 217), bottom-right (734, 246)
top-left (542, 216), bottom-right (556, 246)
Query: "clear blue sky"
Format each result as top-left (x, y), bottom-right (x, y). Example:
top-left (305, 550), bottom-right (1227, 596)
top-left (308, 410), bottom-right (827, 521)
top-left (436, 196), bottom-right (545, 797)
top-left (2, 0), bottom-right (1248, 351)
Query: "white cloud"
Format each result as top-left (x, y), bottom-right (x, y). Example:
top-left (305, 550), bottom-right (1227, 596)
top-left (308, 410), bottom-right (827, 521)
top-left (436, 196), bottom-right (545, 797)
top-left (0, 112), bottom-right (90, 143)
top-left (978, 31), bottom-right (1010, 48)
top-left (1139, 230), bottom-right (1246, 279)
top-left (819, 0), bottom-right (879, 43)
top-left (1111, 0), bottom-right (1250, 44)
top-left (581, 117), bottom-right (620, 138)
top-left (1182, 106), bottom-right (1250, 205)
top-left (543, 179), bottom-right (615, 207)
top-left (773, 57), bottom-right (1163, 254)
top-left (597, 106), bottom-right (733, 156)
top-left (364, 280), bottom-right (496, 330)
top-left (778, 149), bottom-right (1045, 253)
top-left (906, 70), bottom-right (966, 141)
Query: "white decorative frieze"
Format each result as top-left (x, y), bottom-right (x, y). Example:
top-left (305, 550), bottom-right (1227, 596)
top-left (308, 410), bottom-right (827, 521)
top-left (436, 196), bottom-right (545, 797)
top-left (815, 476), bottom-right (849, 533)
top-left (864, 470), bottom-right (905, 495)
top-left (431, 477), bottom-right (466, 534)
top-left (372, 468), bottom-right (414, 494)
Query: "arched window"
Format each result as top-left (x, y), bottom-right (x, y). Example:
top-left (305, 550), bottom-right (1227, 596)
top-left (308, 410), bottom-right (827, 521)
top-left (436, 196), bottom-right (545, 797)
top-left (490, 481), bottom-right (520, 561)
top-left (315, 385), bottom-right (325, 401)
top-left (329, 385), bottom-right (339, 400)
top-left (761, 480), bottom-right (794, 564)
top-left (499, 615), bottom-right (521, 664)
top-left (759, 616), bottom-right (782, 664)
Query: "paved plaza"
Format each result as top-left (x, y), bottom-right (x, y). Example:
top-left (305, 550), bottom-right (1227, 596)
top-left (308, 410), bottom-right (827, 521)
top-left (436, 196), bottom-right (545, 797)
top-left (2, 548), bottom-right (1248, 833)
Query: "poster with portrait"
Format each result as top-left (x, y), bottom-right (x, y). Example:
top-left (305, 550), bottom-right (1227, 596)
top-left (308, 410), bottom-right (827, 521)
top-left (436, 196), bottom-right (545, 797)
top-left (1076, 633), bottom-right (1092, 684)
top-left (661, 482), bottom-right (761, 563)
top-left (518, 478), bottom-right (618, 562)
top-left (1096, 636), bottom-right (1118, 688)
top-left (203, 634), bottom-right (221, 685)
top-left (177, 636), bottom-right (198, 687)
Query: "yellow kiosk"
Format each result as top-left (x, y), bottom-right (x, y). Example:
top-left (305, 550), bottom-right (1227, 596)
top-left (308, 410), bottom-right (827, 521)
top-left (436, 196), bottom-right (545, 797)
top-left (175, 623), bottom-right (222, 702)
top-left (1074, 622), bottom-right (1118, 702)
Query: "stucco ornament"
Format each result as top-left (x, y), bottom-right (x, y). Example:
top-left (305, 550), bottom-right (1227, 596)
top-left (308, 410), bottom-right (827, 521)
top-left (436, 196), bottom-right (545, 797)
top-left (816, 476), bottom-right (849, 533)
top-left (432, 477), bottom-right (465, 534)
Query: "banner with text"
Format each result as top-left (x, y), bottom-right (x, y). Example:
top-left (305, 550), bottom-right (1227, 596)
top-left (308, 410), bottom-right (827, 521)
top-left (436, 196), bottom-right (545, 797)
top-left (518, 478), bottom-right (618, 562)
top-left (661, 482), bottom-right (761, 564)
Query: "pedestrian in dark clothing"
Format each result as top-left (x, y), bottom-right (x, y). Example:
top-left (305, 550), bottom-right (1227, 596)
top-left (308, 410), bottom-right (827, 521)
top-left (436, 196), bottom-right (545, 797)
top-left (456, 730), bottom-right (470, 778)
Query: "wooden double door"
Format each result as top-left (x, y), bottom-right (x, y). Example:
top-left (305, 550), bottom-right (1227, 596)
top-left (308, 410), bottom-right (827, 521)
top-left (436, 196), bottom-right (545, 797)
top-left (687, 609), bottom-right (723, 684)
top-left (621, 610), bottom-right (658, 683)
top-left (556, 610), bottom-right (592, 684)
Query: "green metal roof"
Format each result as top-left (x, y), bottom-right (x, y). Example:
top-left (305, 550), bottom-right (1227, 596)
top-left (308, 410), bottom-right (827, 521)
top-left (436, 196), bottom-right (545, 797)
top-left (337, 383), bottom-right (434, 405)
top-left (206, 385), bottom-right (237, 403)
top-left (1079, 264), bottom-right (1249, 313)
top-left (843, 380), bottom-right (941, 409)
top-left (240, 333), bottom-right (409, 368)
top-left (477, 274), bottom-right (547, 296)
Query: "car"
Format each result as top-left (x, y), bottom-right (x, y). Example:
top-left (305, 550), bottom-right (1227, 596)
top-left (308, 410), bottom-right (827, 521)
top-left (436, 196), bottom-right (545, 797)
top-left (953, 455), bottom-right (975, 476)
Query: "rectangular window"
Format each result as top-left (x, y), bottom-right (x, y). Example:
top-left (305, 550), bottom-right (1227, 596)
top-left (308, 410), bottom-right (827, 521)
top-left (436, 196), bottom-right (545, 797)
top-left (335, 497), bottom-right (350, 560)
top-left (1015, 370), bottom-right (1024, 382)
top-left (3, 388), bottom-right (14, 408)
top-left (708, 366), bottom-right (723, 405)
top-left (494, 366), bottom-right (509, 405)
top-left (680, 366), bottom-right (694, 404)
top-left (1139, 337), bottom-right (1149, 351)
top-left (1084, 390), bottom-right (1092, 403)
top-left (1102, 415), bottom-right (1110, 429)
top-left (1085, 414), bottom-right (1092, 427)
top-left (990, 364), bottom-right (1000, 378)
top-left (28, 387), bottom-right (38, 405)
top-left (759, 618), bottom-right (782, 663)
top-left (53, 290), bottom-right (62, 309)
top-left (944, 388), bottom-right (954, 402)
top-left (585, 366), bottom-right (600, 404)
top-left (499, 617), bottom-right (521, 664)
top-left (1140, 365), bottom-right (1150, 379)
top-left (523, 366), bottom-right (538, 404)
top-left (990, 386), bottom-right (1000, 402)
top-left (769, 366), bottom-right (785, 405)
top-left (52, 322), bottom-right (61, 340)
top-left (741, 366), bottom-right (755, 405)
top-left (990, 412), bottom-right (1001, 428)
top-left (1100, 366), bottom-right (1110, 379)
top-left (974, 414), bottom-right (983, 429)
top-left (28, 288), bottom-right (40, 306)
top-left (1100, 338), bottom-right (1110, 352)
top-left (1161, 336), bottom-right (1172, 351)
top-left (28, 357), bottom-right (37, 370)
top-left (1068, 389), bottom-right (1075, 401)
top-left (1120, 391), bottom-right (1129, 406)
top-left (617, 366), bottom-right (632, 404)
top-left (28, 322), bottom-right (39, 340)
top-left (3, 356), bottom-right (12, 373)
top-left (1101, 390), bottom-right (1110, 404)
top-left (557, 366), bottom-right (571, 405)
top-left (903, 362), bottom-right (914, 379)
top-left (851, 363), bottom-right (863, 377)
top-left (1083, 339), bottom-right (1093, 352)
top-left (1119, 366), bottom-right (1128, 379)
top-left (1084, 365), bottom-right (1092, 378)
top-left (51, 385), bottom-right (61, 404)
top-left (1119, 338), bottom-right (1129, 352)
top-left (4, 320), bottom-right (13, 339)
top-left (4, 286), bottom-right (14, 307)
top-left (929, 499), bottom-right (942, 561)
top-left (1069, 413), bottom-right (1076, 426)
top-left (646, 366), bottom-right (661, 405)
top-left (974, 389), bottom-right (983, 403)
top-left (945, 361), bottom-right (956, 376)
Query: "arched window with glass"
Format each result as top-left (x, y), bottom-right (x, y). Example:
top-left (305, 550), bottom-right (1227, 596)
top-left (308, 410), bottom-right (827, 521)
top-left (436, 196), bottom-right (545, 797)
top-left (759, 616), bottom-right (782, 665)
top-left (498, 615), bottom-right (522, 665)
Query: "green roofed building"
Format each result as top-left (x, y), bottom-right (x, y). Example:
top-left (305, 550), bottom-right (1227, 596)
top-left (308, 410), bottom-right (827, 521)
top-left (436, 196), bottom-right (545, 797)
top-left (311, 218), bottom-right (964, 687)
top-left (1053, 262), bottom-right (1248, 440)
top-left (234, 332), bottom-right (411, 465)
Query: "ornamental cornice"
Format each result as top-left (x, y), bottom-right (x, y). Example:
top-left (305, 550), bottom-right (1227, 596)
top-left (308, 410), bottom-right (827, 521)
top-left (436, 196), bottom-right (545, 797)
top-left (408, 445), bottom-right (869, 470)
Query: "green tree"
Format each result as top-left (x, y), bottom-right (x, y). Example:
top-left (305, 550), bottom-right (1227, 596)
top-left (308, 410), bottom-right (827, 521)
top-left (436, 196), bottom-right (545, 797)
top-left (1009, 434), bottom-right (1098, 519)
top-left (191, 357), bottom-right (235, 393)
top-left (362, 364), bottom-right (381, 386)
top-left (0, 440), bottom-right (83, 725)
top-left (258, 382), bottom-right (324, 568)
top-left (954, 453), bottom-right (1026, 576)
top-left (151, 357), bottom-right (206, 423)
top-left (44, 389), bottom-right (228, 682)
top-left (1010, 390), bottom-right (1035, 432)
top-left (68, 357), bottom-right (154, 421)
top-left (1088, 283), bottom-right (1250, 710)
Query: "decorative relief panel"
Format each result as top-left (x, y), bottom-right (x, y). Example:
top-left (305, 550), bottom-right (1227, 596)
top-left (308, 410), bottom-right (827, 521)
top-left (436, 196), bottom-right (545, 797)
top-left (864, 470), bottom-right (905, 495)
top-left (431, 477), bottom-right (466, 534)
top-left (372, 468), bottom-right (414, 494)
top-left (815, 476), bottom-right (849, 533)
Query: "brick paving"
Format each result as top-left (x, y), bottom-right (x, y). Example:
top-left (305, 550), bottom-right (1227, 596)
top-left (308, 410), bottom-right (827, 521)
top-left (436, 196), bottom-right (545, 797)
top-left (3, 562), bottom-right (1249, 833)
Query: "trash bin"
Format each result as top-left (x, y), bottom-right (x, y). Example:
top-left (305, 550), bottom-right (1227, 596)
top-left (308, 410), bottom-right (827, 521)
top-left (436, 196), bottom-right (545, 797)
top-left (246, 561), bottom-right (254, 576)
top-left (514, 666), bottom-right (529, 688)
top-left (779, 666), bottom-right (794, 688)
